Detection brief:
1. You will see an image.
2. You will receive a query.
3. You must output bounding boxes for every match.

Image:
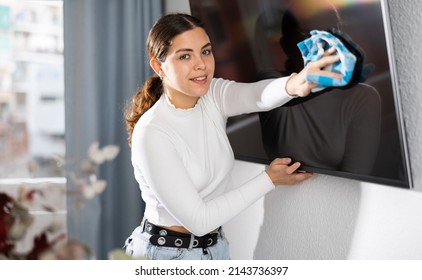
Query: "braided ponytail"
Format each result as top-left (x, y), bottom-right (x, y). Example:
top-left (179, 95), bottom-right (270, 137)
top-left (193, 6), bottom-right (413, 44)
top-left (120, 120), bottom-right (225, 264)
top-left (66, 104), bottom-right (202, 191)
top-left (125, 76), bottom-right (163, 146)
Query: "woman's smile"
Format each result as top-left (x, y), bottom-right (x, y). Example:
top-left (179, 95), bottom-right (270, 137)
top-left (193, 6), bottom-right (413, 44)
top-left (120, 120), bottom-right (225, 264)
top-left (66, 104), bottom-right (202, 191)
top-left (190, 75), bottom-right (208, 84)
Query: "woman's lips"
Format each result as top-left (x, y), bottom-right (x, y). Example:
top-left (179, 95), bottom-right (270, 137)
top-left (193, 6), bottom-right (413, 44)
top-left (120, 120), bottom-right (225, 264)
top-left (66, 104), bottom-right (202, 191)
top-left (190, 75), bottom-right (207, 84)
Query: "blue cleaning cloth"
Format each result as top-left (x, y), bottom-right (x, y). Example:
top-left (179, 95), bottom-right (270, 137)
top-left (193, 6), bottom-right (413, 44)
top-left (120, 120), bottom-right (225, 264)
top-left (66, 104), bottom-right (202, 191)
top-left (297, 29), bottom-right (357, 92)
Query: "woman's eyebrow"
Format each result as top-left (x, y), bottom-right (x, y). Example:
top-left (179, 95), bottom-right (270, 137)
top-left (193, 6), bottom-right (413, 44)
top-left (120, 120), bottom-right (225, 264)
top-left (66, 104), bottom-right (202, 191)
top-left (175, 42), bottom-right (211, 53)
top-left (202, 42), bottom-right (212, 49)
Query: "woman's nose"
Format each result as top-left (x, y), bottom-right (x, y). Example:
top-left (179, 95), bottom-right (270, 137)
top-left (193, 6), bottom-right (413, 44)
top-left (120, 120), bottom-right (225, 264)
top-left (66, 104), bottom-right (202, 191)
top-left (194, 56), bottom-right (206, 70)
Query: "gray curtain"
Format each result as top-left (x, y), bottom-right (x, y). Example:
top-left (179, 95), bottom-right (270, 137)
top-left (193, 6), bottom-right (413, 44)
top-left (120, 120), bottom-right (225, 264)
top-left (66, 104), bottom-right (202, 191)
top-left (64, 0), bottom-right (163, 259)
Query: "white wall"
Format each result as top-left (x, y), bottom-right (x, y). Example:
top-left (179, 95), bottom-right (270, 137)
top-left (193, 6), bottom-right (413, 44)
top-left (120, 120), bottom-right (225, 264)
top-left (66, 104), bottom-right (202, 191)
top-left (166, 0), bottom-right (422, 260)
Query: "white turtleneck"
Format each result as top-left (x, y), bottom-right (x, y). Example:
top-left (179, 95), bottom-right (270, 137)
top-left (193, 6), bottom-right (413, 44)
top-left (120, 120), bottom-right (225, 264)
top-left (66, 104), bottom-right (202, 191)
top-left (131, 77), bottom-right (294, 236)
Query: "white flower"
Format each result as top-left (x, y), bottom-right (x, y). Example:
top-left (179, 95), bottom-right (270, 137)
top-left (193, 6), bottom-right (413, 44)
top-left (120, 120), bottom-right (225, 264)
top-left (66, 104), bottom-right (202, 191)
top-left (80, 159), bottom-right (96, 174)
top-left (16, 187), bottom-right (40, 209)
top-left (9, 223), bottom-right (30, 241)
top-left (108, 248), bottom-right (146, 260)
top-left (88, 142), bottom-right (120, 165)
top-left (81, 180), bottom-right (107, 199)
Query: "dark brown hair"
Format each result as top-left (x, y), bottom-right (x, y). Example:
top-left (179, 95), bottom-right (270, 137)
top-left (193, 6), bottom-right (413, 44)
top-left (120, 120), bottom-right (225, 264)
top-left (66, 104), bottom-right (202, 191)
top-left (125, 13), bottom-right (204, 146)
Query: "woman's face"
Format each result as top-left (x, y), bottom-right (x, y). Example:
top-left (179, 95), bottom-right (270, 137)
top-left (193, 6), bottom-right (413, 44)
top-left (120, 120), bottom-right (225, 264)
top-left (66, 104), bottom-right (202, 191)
top-left (156, 27), bottom-right (215, 109)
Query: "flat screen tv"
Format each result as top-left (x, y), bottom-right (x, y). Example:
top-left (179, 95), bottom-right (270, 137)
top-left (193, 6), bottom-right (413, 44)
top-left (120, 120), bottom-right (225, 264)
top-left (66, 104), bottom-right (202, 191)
top-left (189, 0), bottom-right (412, 189)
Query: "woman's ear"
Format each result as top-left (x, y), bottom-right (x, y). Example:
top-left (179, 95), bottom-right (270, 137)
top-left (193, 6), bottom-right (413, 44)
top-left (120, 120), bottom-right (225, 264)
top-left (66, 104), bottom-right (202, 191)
top-left (150, 58), bottom-right (163, 78)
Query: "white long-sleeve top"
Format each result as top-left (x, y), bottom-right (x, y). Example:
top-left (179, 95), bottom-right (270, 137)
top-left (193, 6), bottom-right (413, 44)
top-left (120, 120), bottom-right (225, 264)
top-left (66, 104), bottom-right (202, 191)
top-left (131, 77), bottom-right (294, 236)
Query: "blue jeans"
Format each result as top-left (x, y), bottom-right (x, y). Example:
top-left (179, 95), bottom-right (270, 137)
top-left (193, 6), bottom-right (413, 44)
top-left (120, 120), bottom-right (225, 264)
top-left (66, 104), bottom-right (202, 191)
top-left (124, 221), bottom-right (230, 260)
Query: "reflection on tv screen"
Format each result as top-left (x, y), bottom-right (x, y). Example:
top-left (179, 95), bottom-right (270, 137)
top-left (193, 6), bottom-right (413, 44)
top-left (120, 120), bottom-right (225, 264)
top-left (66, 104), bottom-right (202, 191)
top-left (189, 0), bottom-right (411, 188)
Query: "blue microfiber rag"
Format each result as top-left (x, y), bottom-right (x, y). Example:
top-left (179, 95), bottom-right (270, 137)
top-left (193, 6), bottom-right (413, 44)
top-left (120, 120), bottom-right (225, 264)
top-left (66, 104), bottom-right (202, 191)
top-left (297, 29), bottom-right (357, 92)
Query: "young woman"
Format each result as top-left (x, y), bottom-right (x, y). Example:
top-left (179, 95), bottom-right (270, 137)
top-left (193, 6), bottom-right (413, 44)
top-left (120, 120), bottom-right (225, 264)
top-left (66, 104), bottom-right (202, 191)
top-left (124, 13), bottom-right (341, 260)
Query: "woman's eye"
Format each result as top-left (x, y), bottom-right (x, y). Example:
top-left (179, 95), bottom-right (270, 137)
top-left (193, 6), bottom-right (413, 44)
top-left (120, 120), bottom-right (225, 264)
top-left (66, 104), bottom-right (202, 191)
top-left (202, 49), bottom-right (212, 55)
top-left (179, 54), bottom-right (190, 60)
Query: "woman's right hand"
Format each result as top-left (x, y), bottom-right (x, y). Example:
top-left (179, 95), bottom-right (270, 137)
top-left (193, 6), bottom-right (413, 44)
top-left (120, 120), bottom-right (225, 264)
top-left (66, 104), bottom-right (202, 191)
top-left (265, 157), bottom-right (313, 186)
top-left (285, 47), bottom-right (342, 97)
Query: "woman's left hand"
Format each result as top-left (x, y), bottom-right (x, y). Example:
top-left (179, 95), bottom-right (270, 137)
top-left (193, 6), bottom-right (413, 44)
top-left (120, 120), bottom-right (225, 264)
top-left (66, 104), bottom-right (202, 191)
top-left (266, 157), bottom-right (313, 186)
top-left (285, 47), bottom-right (342, 97)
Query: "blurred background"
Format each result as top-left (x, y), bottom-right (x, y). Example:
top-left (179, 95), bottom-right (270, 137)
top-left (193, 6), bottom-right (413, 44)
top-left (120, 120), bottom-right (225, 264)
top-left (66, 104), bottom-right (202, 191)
top-left (1, 0), bottom-right (422, 261)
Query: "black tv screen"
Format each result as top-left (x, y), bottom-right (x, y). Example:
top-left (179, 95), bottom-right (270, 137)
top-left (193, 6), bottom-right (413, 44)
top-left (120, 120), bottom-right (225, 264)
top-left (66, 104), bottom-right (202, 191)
top-left (189, 0), bottom-right (412, 188)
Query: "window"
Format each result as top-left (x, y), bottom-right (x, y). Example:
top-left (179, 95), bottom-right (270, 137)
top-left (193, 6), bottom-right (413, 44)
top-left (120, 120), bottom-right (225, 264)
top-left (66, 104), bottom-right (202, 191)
top-left (0, 0), bottom-right (65, 254)
top-left (0, 0), bottom-right (64, 178)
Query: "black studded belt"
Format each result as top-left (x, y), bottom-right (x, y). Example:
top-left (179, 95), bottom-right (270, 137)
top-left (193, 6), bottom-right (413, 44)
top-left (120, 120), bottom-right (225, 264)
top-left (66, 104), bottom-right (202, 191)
top-left (143, 220), bottom-right (220, 249)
